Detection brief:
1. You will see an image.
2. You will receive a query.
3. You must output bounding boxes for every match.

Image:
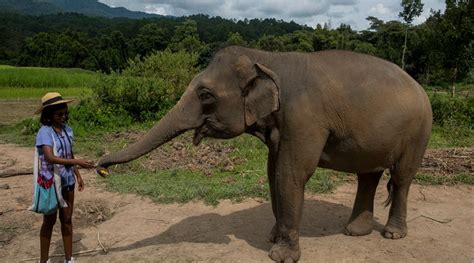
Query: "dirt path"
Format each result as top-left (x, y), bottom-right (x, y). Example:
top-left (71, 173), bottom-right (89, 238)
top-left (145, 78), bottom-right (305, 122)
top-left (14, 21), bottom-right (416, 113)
top-left (0, 143), bottom-right (473, 262)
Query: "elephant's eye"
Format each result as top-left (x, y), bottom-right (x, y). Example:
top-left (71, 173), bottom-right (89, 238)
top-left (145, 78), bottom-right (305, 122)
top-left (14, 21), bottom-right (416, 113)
top-left (198, 90), bottom-right (216, 105)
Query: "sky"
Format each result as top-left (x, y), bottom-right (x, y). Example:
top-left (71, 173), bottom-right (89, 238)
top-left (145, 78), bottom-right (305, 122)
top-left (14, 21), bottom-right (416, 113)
top-left (98, 0), bottom-right (446, 31)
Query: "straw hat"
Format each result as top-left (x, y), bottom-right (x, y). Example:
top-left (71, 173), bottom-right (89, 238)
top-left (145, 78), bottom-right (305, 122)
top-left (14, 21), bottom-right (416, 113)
top-left (35, 92), bottom-right (74, 114)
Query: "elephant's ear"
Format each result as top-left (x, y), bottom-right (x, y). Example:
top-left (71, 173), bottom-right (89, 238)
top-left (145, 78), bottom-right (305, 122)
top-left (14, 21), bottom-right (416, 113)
top-left (235, 55), bottom-right (280, 127)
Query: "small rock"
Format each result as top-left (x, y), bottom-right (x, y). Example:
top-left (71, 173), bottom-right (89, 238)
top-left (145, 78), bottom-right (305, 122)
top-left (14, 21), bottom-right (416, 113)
top-left (0, 184), bottom-right (10, 190)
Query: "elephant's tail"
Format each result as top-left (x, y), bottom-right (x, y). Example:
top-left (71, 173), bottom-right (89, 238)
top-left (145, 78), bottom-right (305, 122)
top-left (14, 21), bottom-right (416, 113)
top-left (384, 178), bottom-right (393, 207)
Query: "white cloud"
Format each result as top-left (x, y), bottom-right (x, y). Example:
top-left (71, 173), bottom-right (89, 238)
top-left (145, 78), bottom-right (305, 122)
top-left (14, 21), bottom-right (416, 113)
top-left (144, 5), bottom-right (169, 16)
top-left (98, 0), bottom-right (446, 30)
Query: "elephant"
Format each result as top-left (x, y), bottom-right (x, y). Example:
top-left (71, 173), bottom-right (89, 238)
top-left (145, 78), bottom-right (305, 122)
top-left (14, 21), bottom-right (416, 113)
top-left (98, 46), bottom-right (432, 262)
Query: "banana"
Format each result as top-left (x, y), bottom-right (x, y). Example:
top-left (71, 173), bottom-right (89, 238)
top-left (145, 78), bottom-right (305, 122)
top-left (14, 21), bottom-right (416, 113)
top-left (97, 168), bottom-right (110, 177)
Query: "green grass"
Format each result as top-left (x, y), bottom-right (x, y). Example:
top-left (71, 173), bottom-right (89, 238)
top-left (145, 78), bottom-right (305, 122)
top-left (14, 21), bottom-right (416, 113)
top-left (415, 173), bottom-right (474, 185)
top-left (0, 65), bottom-right (99, 98)
top-left (0, 87), bottom-right (92, 98)
top-left (102, 134), bottom-right (345, 205)
top-left (428, 126), bottom-right (473, 148)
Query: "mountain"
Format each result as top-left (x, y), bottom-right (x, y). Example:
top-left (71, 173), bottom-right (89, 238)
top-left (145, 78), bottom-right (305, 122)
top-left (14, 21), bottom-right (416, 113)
top-left (0, 0), bottom-right (159, 19)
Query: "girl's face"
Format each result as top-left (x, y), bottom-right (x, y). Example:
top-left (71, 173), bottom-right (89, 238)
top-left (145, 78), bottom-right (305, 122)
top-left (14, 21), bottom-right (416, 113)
top-left (51, 106), bottom-right (69, 127)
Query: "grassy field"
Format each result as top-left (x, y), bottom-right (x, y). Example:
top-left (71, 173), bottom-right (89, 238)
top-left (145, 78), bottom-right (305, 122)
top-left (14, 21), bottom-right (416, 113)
top-left (0, 65), bottom-right (98, 98)
top-left (0, 65), bottom-right (472, 204)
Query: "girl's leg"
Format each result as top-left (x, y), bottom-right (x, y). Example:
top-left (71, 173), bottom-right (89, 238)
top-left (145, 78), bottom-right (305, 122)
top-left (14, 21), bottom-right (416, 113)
top-left (59, 187), bottom-right (75, 261)
top-left (40, 211), bottom-right (57, 263)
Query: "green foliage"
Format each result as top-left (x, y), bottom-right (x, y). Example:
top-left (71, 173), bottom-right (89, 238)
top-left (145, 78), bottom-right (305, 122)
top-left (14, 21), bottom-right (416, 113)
top-left (282, 30), bottom-right (314, 52)
top-left (168, 20), bottom-right (207, 54)
top-left (429, 94), bottom-right (473, 128)
top-left (0, 65), bottom-right (100, 89)
top-left (1, 4), bottom-right (471, 86)
top-left (257, 35), bottom-right (285, 51)
top-left (399, 0), bottom-right (424, 24)
top-left (18, 31), bottom-right (96, 70)
top-left (418, 1), bottom-right (473, 85)
top-left (16, 117), bottom-right (41, 136)
top-left (68, 99), bottom-right (134, 136)
top-left (132, 23), bottom-right (169, 57)
top-left (428, 93), bottom-right (473, 148)
top-left (226, 32), bottom-right (247, 46)
top-left (92, 50), bottom-right (200, 121)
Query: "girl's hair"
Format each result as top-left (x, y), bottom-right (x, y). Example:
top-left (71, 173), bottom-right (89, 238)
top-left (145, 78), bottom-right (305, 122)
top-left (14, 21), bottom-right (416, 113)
top-left (40, 103), bottom-right (68, 126)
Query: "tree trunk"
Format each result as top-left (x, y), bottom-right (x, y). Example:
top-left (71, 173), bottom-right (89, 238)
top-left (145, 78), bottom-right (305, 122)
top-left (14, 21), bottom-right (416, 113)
top-left (401, 27), bottom-right (408, 70)
top-left (451, 67), bottom-right (458, 97)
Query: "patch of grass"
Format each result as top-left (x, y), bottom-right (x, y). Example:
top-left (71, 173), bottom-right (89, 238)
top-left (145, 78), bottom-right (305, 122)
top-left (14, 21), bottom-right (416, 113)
top-left (429, 126), bottom-right (474, 148)
top-left (415, 173), bottom-right (474, 185)
top-left (102, 134), bottom-right (343, 205)
top-left (105, 168), bottom-right (344, 206)
top-left (105, 169), bottom-right (267, 205)
top-left (0, 87), bottom-right (91, 99)
top-left (0, 65), bottom-right (100, 90)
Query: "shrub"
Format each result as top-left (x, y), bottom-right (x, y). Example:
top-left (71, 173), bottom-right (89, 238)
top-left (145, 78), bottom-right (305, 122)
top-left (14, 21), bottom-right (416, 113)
top-left (93, 49), bottom-right (200, 121)
top-left (68, 99), bottom-right (133, 136)
top-left (429, 94), bottom-right (473, 128)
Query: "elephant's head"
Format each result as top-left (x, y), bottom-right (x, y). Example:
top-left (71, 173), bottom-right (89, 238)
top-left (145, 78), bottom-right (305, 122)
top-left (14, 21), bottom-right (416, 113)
top-left (98, 47), bottom-right (280, 169)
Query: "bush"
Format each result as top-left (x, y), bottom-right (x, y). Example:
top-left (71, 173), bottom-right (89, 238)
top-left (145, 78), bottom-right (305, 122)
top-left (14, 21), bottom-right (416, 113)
top-left (68, 99), bottom-right (133, 136)
top-left (429, 94), bottom-right (473, 128)
top-left (93, 50), bottom-right (200, 121)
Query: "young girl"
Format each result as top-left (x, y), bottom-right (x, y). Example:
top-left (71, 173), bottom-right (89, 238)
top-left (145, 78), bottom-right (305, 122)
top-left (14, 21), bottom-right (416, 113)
top-left (35, 92), bottom-right (94, 263)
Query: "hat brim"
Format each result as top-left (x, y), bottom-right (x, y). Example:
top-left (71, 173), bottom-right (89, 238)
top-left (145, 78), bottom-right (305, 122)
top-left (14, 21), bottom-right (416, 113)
top-left (35, 99), bottom-right (75, 114)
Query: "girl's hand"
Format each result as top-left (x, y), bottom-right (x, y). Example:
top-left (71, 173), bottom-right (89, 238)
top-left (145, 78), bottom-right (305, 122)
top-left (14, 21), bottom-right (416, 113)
top-left (76, 159), bottom-right (95, 169)
top-left (77, 176), bottom-right (85, 192)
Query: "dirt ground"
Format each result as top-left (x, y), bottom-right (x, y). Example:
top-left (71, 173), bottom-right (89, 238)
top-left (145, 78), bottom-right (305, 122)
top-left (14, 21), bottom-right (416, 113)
top-left (0, 143), bottom-right (473, 263)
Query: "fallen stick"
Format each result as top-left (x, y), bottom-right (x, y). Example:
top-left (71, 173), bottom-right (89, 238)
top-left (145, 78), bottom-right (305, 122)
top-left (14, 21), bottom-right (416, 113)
top-left (0, 208), bottom-right (14, 215)
top-left (93, 225), bottom-right (108, 254)
top-left (0, 170), bottom-right (32, 178)
top-left (408, 214), bottom-right (453, 224)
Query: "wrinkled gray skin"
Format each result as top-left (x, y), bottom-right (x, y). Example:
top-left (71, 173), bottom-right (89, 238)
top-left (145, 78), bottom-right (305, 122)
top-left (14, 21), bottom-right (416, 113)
top-left (98, 46), bottom-right (432, 262)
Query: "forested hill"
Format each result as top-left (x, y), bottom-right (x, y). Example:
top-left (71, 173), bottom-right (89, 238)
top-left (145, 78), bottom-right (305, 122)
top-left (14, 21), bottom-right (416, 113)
top-left (0, 12), bottom-right (309, 69)
top-left (0, 1), bottom-right (471, 87)
top-left (0, 0), bottom-right (158, 18)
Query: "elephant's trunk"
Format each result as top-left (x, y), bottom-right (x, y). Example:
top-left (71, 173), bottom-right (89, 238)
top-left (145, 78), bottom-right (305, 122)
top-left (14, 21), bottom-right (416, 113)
top-left (97, 93), bottom-right (201, 168)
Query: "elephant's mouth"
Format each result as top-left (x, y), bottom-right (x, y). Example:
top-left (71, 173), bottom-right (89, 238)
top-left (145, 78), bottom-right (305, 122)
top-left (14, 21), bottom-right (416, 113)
top-left (193, 124), bottom-right (208, 146)
top-left (193, 118), bottom-right (231, 146)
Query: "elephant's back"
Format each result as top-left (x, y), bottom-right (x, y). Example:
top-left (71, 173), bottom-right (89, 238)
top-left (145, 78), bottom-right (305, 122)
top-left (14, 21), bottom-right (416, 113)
top-left (309, 50), bottom-right (431, 122)
top-left (295, 51), bottom-right (431, 172)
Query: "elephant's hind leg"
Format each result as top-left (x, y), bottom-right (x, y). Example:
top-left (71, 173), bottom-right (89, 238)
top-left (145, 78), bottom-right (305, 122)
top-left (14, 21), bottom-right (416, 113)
top-left (344, 171), bottom-right (383, 236)
top-left (383, 146), bottom-right (425, 239)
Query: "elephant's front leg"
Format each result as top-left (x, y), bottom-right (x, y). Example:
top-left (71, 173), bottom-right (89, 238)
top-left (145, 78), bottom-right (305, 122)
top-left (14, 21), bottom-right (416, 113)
top-left (267, 150), bottom-right (280, 243)
top-left (268, 135), bottom-right (326, 263)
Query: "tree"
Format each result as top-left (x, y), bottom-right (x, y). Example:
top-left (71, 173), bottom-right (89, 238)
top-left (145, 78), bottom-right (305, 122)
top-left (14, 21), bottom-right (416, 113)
top-left (399, 0), bottom-right (424, 70)
top-left (281, 30), bottom-right (313, 52)
top-left (168, 20), bottom-right (206, 54)
top-left (438, 0), bottom-right (473, 95)
top-left (257, 34), bottom-right (285, 51)
top-left (226, 32), bottom-right (247, 46)
top-left (133, 23), bottom-right (168, 57)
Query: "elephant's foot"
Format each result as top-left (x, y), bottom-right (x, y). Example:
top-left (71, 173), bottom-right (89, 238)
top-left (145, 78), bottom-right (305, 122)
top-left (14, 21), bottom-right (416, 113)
top-left (383, 218), bottom-right (407, 239)
top-left (268, 242), bottom-right (301, 263)
top-left (269, 224), bottom-right (279, 243)
top-left (344, 211), bottom-right (375, 236)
